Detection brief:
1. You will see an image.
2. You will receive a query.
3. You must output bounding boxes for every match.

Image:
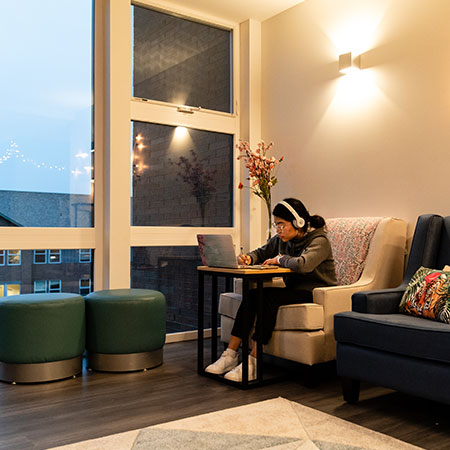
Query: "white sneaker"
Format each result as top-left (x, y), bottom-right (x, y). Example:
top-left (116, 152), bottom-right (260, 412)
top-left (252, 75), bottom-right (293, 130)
top-left (205, 349), bottom-right (238, 375)
top-left (224, 355), bottom-right (257, 382)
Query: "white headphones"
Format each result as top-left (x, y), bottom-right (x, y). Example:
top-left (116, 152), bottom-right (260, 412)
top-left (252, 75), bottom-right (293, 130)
top-left (278, 201), bottom-right (306, 229)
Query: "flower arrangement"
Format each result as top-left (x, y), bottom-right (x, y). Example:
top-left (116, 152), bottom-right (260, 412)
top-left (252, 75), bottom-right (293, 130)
top-left (171, 149), bottom-right (217, 226)
top-left (237, 140), bottom-right (283, 239)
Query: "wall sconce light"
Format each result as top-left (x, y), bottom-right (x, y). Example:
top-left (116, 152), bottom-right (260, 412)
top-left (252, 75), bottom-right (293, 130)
top-left (339, 52), bottom-right (361, 74)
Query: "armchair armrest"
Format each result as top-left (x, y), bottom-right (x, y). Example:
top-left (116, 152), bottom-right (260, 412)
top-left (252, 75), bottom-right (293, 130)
top-left (352, 288), bottom-right (405, 314)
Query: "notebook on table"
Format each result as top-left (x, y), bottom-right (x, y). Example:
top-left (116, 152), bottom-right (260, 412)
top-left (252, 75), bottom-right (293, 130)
top-left (197, 234), bottom-right (278, 270)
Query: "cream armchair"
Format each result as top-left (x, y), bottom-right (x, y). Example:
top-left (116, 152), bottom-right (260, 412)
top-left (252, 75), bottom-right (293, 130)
top-left (218, 217), bottom-right (407, 366)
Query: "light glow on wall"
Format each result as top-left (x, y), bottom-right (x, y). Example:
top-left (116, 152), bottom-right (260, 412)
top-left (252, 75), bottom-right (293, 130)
top-left (332, 69), bottom-right (379, 110)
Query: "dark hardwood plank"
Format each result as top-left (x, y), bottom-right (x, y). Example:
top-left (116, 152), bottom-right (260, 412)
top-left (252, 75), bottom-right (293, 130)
top-left (0, 340), bottom-right (449, 449)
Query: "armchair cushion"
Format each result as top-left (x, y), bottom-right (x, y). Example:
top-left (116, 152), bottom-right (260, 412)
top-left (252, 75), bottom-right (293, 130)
top-left (399, 266), bottom-right (450, 323)
top-left (219, 292), bottom-right (324, 331)
top-left (335, 311), bottom-right (450, 364)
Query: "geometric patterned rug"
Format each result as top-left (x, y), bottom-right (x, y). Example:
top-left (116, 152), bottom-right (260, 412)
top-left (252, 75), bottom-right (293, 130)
top-left (47, 397), bottom-right (423, 450)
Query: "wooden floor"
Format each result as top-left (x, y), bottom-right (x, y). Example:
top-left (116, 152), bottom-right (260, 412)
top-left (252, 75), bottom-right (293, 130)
top-left (1, 340), bottom-right (450, 450)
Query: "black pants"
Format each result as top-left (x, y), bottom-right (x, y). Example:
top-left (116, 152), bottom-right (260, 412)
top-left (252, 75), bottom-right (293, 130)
top-left (231, 287), bottom-right (313, 345)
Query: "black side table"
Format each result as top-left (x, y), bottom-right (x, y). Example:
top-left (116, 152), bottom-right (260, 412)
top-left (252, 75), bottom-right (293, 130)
top-left (197, 266), bottom-right (292, 388)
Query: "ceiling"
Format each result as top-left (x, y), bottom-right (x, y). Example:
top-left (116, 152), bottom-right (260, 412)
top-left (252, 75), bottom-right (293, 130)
top-left (150, 0), bottom-right (305, 23)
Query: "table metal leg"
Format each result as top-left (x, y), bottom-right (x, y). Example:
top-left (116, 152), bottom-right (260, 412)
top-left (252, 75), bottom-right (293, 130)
top-left (256, 278), bottom-right (264, 383)
top-left (241, 278), bottom-right (250, 387)
top-left (197, 271), bottom-right (204, 374)
top-left (211, 275), bottom-right (218, 362)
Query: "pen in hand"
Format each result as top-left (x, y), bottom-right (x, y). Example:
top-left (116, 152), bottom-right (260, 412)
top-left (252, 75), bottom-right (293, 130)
top-left (238, 246), bottom-right (251, 265)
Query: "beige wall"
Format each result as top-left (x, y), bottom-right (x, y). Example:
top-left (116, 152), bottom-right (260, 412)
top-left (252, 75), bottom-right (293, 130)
top-left (261, 0), bottom-right (450, 235)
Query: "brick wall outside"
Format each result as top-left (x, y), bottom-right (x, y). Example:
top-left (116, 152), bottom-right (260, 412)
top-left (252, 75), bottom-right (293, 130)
top-left (131, 246), bottom-right (226, 333)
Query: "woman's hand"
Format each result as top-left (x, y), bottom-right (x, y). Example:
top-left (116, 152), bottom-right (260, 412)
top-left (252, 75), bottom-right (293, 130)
top-left (263, 256), bottom-right (280, 266)
top-left (237, 253), bottom-right (252, 265)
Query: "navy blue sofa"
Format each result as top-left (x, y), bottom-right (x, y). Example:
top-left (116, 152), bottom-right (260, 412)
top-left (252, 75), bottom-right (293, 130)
top-left (334, 214), bottom-right (450, 404)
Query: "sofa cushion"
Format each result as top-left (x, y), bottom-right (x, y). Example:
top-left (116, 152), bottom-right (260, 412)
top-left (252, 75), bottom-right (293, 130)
top-left (219, 293), bottom-right (323, 331)
top-left (334, 311), bottom-right (450, 364)
top-left (399, 266), bottom-right (450, 324)
top-left (326, 217), bottom-right (382, 285)
top-left (274, 303), bottom-right (323, 331)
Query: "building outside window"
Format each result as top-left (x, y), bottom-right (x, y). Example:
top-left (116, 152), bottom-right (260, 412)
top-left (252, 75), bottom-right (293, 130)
top-left (34, 250), bottom-right (47, 264)
top-left (0, 249), bottom-right (93, 296)
top-left (7, 250), bottom-right (21, 266)
top-left (49, 249), bottom-right (62, 264)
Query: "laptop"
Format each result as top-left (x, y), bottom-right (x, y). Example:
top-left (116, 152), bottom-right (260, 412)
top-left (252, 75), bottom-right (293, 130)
top-left (197, 234), bottom-right (278, 270)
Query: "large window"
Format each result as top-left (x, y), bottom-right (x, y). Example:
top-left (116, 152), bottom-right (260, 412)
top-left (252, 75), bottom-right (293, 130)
top-left (0, 1), bottom-right (94, 228)
top-left (130, 5), bottom-right (237, 335)
top-left (131, 122), bottom-right (233, 227)
top-left (132, 5), bottom-right (232, 113)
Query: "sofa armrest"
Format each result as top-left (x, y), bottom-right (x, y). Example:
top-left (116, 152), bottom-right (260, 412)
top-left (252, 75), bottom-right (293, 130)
top-left (352, 288), bottom-right (405, 314)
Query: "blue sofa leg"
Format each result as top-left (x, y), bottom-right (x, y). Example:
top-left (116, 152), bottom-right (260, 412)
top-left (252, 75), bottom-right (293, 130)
top-left (342, 377), bottom-right (360, 403)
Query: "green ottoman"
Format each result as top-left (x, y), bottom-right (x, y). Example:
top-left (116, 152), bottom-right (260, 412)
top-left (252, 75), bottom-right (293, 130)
top-left (0, 293), bottom-right (85, 384)
top-left (85, 288), bottom-right (166, 372)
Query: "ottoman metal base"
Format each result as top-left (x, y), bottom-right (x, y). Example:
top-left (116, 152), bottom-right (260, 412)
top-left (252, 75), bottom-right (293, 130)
top-left (0, 356), bottom-right (82, 384)
top-left (87, 348), bottom-right (163, 372)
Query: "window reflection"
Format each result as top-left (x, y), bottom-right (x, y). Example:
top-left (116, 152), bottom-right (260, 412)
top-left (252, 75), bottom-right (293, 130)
top-left (131, 122), bottom-right (233, 227)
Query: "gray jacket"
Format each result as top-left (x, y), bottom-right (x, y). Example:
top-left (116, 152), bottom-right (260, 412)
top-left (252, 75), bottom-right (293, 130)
top-left (247, 228), bottom-right (338, 292)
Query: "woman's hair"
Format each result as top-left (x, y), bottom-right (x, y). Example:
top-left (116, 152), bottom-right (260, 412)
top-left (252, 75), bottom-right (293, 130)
top-left (272, 198), bottom-right (325, 231)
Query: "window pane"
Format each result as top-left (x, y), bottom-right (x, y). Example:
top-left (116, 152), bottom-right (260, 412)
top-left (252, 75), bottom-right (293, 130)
top-left (132, 5), bottom-right (232, 113)
top-left (0, 249), bottom-right (93, 295)
top-left (7, 284), bottom-right (20, 296)
top-left (79, 278), bottom-right (92, 296)
top-left (49, 249), bottom-right (61, 264)
top-left (34, 250), bottom-right (47, 264)
top-left (0, 251), bottom-right (4, 266)
top-left (7, 250), bottom-right (21, 266)
top-left (131, 246), bottom-right (224, 333)
top-left (131, 122), bottom-right (233, 227)
top-left (0, 1), bottom-right (94, 227)
top-left (34, 280), bottom-right (47, 294)
top-left (49, 280), bottom-right (62, 292)
top-left (79, 249), bottom-right (92, 263)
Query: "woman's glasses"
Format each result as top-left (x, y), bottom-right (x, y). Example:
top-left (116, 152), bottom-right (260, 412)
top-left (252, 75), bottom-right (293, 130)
top-left (272, 222), bottom-right (286, 230)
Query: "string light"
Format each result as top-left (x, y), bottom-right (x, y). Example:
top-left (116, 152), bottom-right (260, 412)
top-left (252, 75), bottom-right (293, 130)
top-left (0, 140), bottom-right (67, 172)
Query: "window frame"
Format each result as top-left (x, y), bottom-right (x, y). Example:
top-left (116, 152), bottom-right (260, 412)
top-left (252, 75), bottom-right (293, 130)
top-left (79, 249), bottom-right (92, 263)
top-left (129, 1), bottom-right (240, 250)
top-left (34, 280), bottom-right (48, 294)
top-left (79, 278), bottom-right (92, 296)
top-left (48, 249), bottom-right (62, 264)
top-left (3, 283), bottom-right (21, 296)
top-left (34, 249), bottom-right (48, 265)
top-left (7, 250), bottom-right (21, 266)
top-left (48, 279), bottom-right (62, 293)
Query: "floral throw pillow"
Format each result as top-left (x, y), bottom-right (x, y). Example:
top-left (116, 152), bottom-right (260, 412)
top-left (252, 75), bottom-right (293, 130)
top-left (399, 266), bottom-right (450, 323)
